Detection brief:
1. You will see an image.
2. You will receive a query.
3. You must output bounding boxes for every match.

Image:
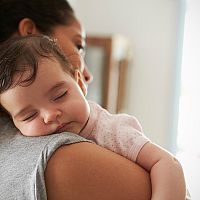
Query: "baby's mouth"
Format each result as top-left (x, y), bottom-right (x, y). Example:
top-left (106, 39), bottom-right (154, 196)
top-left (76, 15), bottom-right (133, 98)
top-left (55, 122), bottom-right (72, 133)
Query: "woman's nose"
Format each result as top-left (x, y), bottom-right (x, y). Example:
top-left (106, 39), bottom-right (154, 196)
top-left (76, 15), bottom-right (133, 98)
top-left (43, 109), bottom-right (62, 124)
top-left (83, 64), bottom-right (93, 84)
top-left (80, 56), bottom-right (93, 83)
top-left (68, 54), bottom-right (93, 84)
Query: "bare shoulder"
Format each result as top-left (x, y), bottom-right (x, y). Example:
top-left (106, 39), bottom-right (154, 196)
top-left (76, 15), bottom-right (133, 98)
top-left (45, 142), bottom-right (151, 200)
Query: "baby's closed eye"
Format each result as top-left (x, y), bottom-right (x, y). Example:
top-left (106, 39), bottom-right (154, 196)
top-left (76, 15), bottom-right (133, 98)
top-left (21, 112), bottom-right (38, 122)
top-left (53, 91), bottom-right (68, 101)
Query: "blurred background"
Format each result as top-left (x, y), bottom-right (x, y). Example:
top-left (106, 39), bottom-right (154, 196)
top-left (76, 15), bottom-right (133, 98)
top-left (69, 0), bottom-right (199, 199)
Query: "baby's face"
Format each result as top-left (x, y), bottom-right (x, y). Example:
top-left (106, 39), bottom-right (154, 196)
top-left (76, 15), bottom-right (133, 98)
top-left (0, 58), bottom-right (90, 136)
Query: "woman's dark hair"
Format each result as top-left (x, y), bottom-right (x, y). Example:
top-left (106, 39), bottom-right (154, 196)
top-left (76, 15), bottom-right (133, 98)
top-left (0, 35), bottom-right (74, 94)
top-left (0, 0), bottom-right (75, 42)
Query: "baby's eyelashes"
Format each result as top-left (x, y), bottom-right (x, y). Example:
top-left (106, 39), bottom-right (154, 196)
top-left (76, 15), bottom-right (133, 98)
top-left (53, 91), bottom-right (68, 101)
top-left (21, 112), bottom-right (37, 122)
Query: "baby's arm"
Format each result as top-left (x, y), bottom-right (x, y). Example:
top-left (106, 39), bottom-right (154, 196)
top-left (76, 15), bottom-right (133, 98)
top-left (136, 142), bottom-right (186, 200)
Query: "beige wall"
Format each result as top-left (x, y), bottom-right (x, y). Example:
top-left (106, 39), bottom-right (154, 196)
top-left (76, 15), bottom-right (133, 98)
top-left (70, 0), bottom-right (185, 152)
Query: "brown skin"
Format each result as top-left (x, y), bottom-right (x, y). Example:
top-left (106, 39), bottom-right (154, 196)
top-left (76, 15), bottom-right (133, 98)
top-left (45, 142), bottom-right (151, 200)
top-left (17, 18), bottom-right (93, 83)
top-left (16, 18), bottom-right (152, 199)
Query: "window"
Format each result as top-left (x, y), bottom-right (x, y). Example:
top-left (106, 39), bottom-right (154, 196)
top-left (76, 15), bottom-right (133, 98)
top-left (177, 1), bottom-right (200, 199)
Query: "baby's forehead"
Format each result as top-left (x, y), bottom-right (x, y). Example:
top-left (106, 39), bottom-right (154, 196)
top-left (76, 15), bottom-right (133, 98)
top-left (39, 56), bottom-right (62, 65)
top-left (7, 55), bottom-right (73, 93)
top-left (37, 56), bottom-right (73, 77)
top-left (38, 56), bottom-right (70, 73)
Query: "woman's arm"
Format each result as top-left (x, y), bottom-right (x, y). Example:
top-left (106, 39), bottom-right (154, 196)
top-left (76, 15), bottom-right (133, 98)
top-left (45, 142), bottom-right (151, 200)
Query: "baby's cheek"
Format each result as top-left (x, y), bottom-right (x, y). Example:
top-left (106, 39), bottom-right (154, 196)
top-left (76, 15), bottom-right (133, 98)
top-left (16, 121), bottom-right (43, 137)
top-left (19, 124), bottom-right (38, 137)
top-left (13, 121), bottom-right (26, 136)
top-left (25, 122), bottom-right (47, 137)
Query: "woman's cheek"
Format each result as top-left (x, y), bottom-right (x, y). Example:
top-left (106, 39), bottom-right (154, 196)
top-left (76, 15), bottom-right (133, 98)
top-left (58, 38), bottom-right (78, 57)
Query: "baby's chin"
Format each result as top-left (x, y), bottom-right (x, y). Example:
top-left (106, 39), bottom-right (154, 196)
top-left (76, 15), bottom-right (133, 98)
top-left (59, 127), bottom-right (81, 135)
top-left (20, 130), bottom-right (54, 137)
top-left (55, 122), bottom-right (84, 135)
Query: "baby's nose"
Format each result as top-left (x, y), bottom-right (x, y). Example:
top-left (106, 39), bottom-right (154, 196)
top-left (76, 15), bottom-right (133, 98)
top-left (43, 109), bottom-right (62, 124)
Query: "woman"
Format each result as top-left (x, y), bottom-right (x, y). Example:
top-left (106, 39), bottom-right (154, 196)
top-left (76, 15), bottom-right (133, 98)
top-left (0, 0), bottom-right (151, 199)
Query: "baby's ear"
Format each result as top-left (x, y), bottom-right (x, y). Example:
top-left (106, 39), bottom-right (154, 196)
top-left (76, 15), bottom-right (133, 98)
top-left (74, 70), bottom-right (87, 96)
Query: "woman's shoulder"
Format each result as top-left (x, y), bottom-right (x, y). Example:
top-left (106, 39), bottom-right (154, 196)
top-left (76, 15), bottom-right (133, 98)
top-left (0, 117), bottom-right (90, 199)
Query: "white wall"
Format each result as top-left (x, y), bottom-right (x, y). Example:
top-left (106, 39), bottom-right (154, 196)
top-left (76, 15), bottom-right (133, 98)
top-left (70, 0), bottom-right (185, 151)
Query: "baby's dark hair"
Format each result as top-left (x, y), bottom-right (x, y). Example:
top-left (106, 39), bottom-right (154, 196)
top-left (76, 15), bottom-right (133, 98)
top-left (0, 0), bottom-right (75, 42)
top-left (0, 35), bottom-right (74, 94)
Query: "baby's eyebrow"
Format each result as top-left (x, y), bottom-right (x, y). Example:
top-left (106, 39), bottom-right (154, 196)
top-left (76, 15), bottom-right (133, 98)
top-left (14, 105), bottom-right (32, 119)
top-left (46, 81), bottom-right (65, 95)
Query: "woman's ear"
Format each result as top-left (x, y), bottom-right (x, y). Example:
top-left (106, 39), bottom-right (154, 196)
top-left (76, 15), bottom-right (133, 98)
top-left (74, 70), bottom-right (87, 96)
top-left (18, 18), bottom-right (38, 36)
